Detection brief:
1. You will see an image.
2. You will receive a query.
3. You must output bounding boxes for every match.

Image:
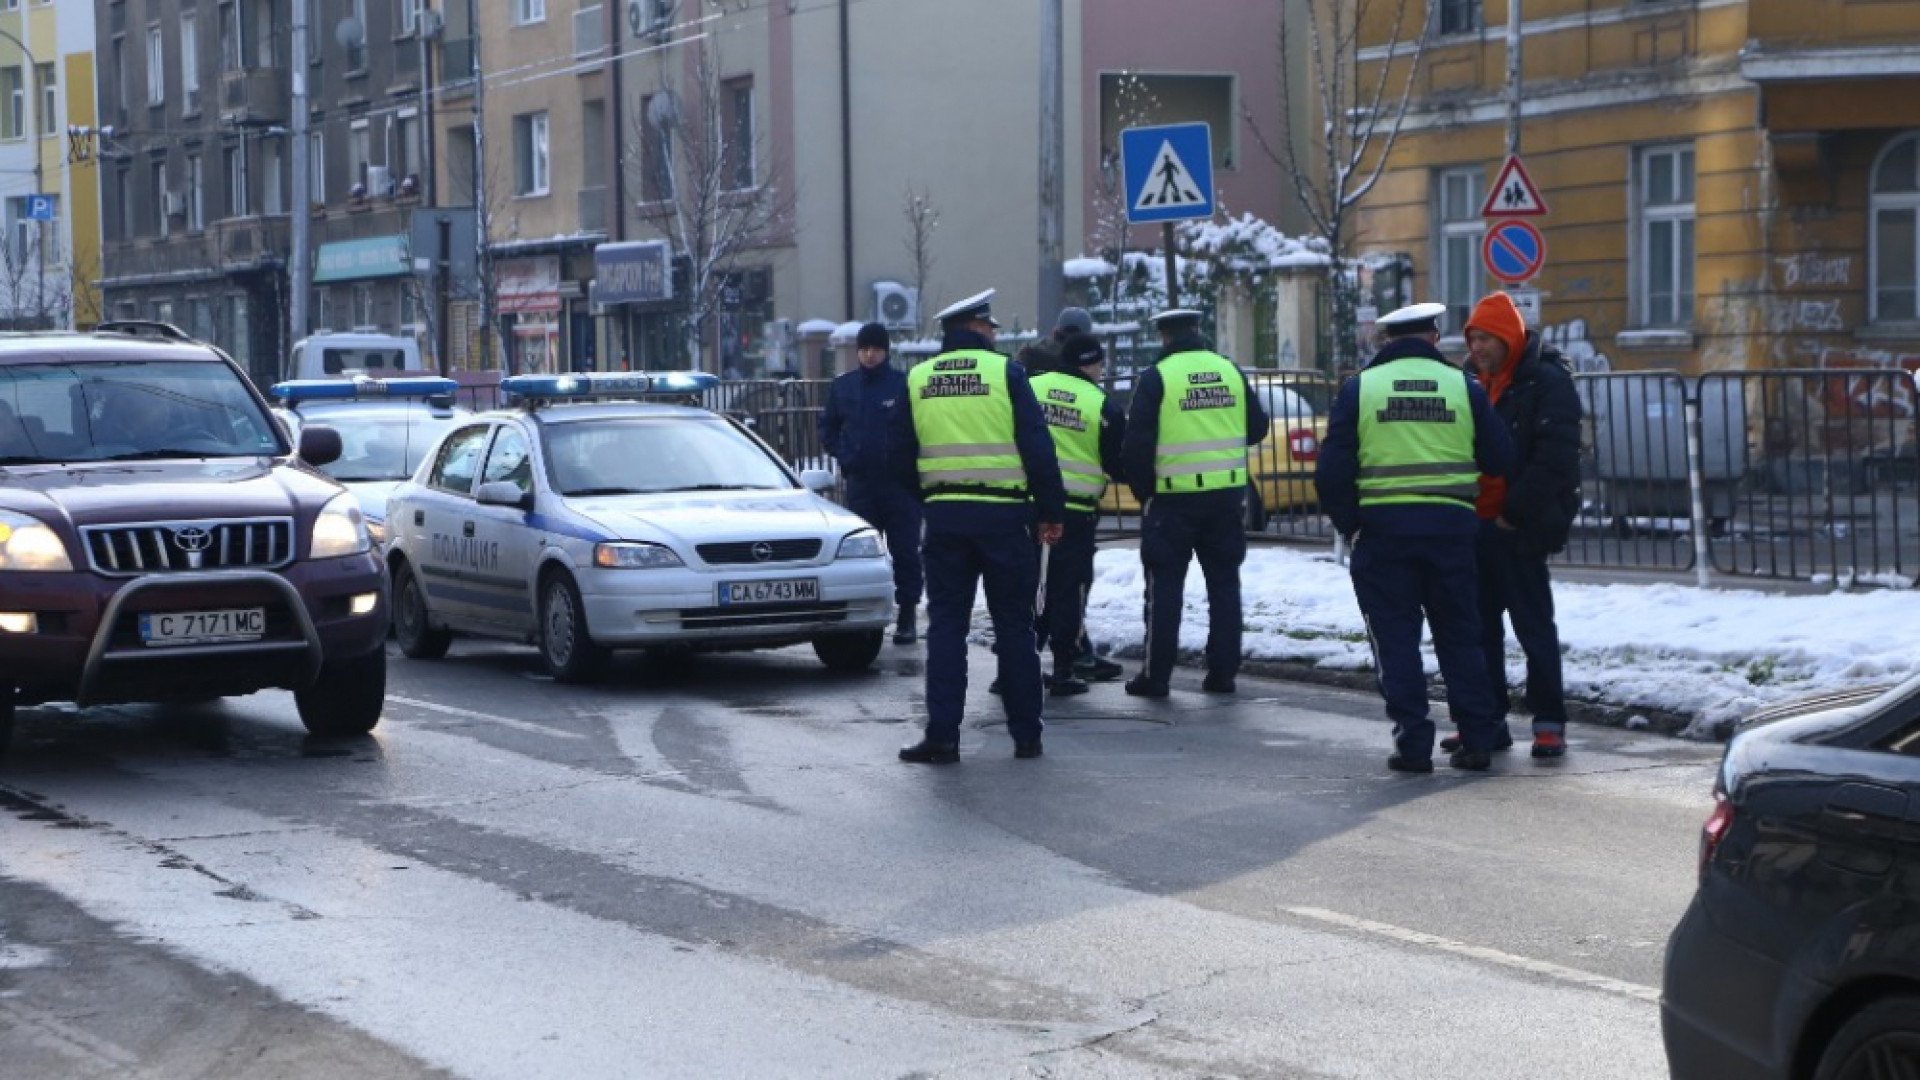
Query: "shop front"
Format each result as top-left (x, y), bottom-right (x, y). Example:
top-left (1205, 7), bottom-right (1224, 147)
top-left (312, 234), bottom-right (415, 337)
top-left (497, 256), bottom-right (563, 374)
top-left (592, 240), bottom-right (678, 370)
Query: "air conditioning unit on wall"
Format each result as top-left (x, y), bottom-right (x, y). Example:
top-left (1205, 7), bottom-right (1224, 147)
top-left (872, 282), bottom-right (918, 329)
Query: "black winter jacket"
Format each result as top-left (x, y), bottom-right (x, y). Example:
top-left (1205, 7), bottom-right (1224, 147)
top-left (1483, 332), bottom-right (1583, 556)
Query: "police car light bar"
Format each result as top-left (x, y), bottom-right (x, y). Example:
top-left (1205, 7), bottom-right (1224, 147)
top-left (270, 377), bottom-right (461, 403)
top-left (500, 371), bottom-right (720, 402)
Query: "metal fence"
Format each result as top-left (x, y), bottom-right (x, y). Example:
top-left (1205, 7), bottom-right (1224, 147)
top-left (452, 364), bottom-right (1918, 586)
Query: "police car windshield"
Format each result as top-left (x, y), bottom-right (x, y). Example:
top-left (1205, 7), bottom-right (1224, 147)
top-left (545, 416), bottom-right (792, 497)
top-left (0, 361), bottom-right (283, 463)
top-left (314, 410), bottom-right (464, 481)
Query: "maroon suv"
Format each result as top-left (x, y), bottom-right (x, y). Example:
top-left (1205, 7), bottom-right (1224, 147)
top-left (0, 324), bottom-right (388, 750)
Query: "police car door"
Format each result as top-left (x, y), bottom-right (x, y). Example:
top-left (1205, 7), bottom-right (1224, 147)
top-left (467, 421), bottom-right (539, 631)
top-left (412, 422), bottom-right (494, 625)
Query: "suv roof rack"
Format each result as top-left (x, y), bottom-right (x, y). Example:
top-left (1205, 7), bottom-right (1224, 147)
top-left (96, 320), bottom-right (196, 343)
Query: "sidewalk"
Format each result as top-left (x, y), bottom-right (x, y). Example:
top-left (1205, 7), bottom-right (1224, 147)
top-left (1036, 542), bottom-right (1918, 740)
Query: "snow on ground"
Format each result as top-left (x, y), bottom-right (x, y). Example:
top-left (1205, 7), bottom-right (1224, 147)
top-left (1046, 546), bottom-right (1920, 738)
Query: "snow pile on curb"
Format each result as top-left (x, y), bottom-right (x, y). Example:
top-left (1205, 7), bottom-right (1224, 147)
top-left (1054, 547), bottom-right (1919, 738)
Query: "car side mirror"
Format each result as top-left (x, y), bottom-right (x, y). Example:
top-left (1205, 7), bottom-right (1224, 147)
top-left (799, 469), bottom-right (836, 494)
top-left (298, 425), bottom-right (342, 467)
top-left (476, 480), bottom-right (532, 510)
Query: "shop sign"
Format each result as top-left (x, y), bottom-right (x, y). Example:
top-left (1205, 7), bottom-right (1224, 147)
top-left (592, 241), bottom-right (673, 306)
top-left (498, 256), bottom-right (562, 314)
top-left (313, 235), bottom-right (412, 283)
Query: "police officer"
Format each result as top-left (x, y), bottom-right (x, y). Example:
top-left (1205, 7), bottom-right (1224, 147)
top-left (1120, 309), bottom-right (1269, 698)
top-left (1028, 332), bottom-right (1126, 696)
top-left (819, 321), bottom-right (923, 644)
top-left (896, 289), bottom-right (1067, 764)
top-left (1313, 302), bottom-right (1516, 773)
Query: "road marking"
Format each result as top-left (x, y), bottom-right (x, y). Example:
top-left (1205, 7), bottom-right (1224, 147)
top-left (1283, 906), bottom-right (1661, 1004)
top-left (386, 695), bottom-right (588, 740)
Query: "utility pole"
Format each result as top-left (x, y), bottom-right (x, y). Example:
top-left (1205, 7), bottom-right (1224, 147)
top-left (1505, 0), bottom-right (1522, 157)
top-left (472, 14), bottom-right (496, 372)
top-left (837, 0), bottom-right (854, 321)
top-left (290, 0), bottom-right (312, 358)
top-left (1036, 0), bottom-right (1064, 333)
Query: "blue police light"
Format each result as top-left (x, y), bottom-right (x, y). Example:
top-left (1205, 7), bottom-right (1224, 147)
top-left (271, 377), bottom-right (460, 403)
top-left (500, 371), bottom-right (720, 402)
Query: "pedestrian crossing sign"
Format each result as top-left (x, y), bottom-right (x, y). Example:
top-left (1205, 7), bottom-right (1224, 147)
top-left (1479, 155), bottom-right (1549, 217)
top-left (1122, 123), bottom-right (1215, 224)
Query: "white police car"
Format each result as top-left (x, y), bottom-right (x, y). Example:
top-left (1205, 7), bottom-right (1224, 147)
top-left (383, 372), bottom-right (895, 680)
top-left (270, 377), bottom-right (470, 549)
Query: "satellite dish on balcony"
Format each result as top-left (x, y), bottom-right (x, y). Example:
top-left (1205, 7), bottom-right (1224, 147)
top-left (335, 17), bottom-right (365, 50)
top-left (646, 91), bottom-right (679, 131)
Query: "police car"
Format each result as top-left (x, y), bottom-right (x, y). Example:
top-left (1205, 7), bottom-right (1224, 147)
top-left (382, 372), bottom-right (896, 681)
top-left (270, 377), bottom-right (471, 549)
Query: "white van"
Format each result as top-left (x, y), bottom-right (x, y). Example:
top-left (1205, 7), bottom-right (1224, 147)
top-left (290, 333), bottom-right (423, 379)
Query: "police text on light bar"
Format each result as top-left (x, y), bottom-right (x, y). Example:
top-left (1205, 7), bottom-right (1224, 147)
top-left (500, 371), bottom-right (720, 402)
top-left (270, 377), bottom-right (461, 403)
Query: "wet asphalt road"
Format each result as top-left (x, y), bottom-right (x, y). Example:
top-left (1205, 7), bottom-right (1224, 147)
top-left (0, 638), bottom-right (1721, 1079)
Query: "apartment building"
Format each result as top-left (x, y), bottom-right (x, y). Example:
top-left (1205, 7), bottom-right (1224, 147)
top-left (0, 0), bottom-right (101, 331)
top-left (1351, 0), bottom-right (1920, 374)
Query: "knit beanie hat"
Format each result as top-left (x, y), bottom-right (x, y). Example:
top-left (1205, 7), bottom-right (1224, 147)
top-left (1463, 292), bottom-right (1527, 365)
top-left (855, 322), bottom-right (891, 350)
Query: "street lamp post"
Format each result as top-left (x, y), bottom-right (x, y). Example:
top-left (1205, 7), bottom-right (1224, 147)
top-left (0, 28), bottom-right (47, 328)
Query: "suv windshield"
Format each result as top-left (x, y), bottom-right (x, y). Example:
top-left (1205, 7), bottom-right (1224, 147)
top-left (544, 416), bottom-right (793, 496)
top-left (0, 361), bottom-right (284, 463)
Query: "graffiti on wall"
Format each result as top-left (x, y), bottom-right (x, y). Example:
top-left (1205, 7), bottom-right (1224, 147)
top-left (1540, 318), bottom-right (1612, 374)
top-left (1774, 254), bottom-right (1853, 289)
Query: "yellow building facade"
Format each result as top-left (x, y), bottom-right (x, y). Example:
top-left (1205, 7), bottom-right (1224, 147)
top-left (1353, 0), bottom-right (1920, 377)
top-left (0, 1), bottom-right (101, 330)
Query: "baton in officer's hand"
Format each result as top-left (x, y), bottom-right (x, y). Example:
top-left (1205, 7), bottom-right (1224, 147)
top-left (1035, 542), bottom-right (1052, 618)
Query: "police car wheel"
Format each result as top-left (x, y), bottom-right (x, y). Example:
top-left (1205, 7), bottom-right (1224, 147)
top-left (812, 630), bottom-right (884, 672)
top-left (539, 572), bottom-right (609, 683)
top-left (295, 648), bottom-right (386, 738)
top-left (393, 561), bottom-right (453, 660)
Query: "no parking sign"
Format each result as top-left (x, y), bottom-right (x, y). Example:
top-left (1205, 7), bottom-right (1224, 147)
top-left (1482, 220), bottom-right (1546, 285)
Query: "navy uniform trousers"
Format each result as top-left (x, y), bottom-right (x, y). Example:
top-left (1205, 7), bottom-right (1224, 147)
top-left (1140, 489), bottom-right (1246, 687)
top-left (846, 481), bottom-right (923, 611)
top-left (1034, 509), bottom-right (1097, 676)
top-left (922, 507), bottom-right (1043, 745)
top-left (1348, 532), bottom-right (1504, 758)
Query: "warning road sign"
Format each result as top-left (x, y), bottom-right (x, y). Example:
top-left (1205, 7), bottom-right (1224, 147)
top-left (1122, 123), bottom-right (1215, 224)
top-left (1482, 220), bottom-right (1546, 284)
top-left (1480, 155), bottom-right (1549, 218)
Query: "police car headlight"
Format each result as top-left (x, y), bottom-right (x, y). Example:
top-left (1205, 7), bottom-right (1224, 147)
top-left (835, 529), bottom-right (885, 559)
top-left (593, 542), bottom-right (684, 569)
top-left (0, 511), bottom-right (71, 572)
top-left (310, 494), bottom-right (372, 559)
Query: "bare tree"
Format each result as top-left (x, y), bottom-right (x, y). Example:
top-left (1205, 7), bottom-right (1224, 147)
top-left (627, 45), bottom-right (796, 372)
top-left (1251, 0), bottom-right (1429, 373)
top-left (0, 222), bottom-right (72, 332)
top-left (900, 184), bottom-right (939, 339)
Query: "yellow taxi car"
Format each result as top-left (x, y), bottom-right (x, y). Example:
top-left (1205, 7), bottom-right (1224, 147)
top-left (1099, 372), bottom-right (1330, 529)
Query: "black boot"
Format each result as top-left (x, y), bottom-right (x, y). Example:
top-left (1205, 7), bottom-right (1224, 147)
top-left (899, 738), bottom-right (959, 764)
top-left (893, 606), bottom-right (917, 645)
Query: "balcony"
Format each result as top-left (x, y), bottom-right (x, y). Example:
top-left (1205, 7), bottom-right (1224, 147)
top-left (578, 187), bottom-right (607, 234)
top-left (220, 69), bottom-right (288, 125)
top-left (212, 217), bottom-right (290, 272)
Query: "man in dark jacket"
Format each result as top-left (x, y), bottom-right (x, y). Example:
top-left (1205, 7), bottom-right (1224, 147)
top-left (1452, 292), bottom-right (1584, 760)
top-left (819, 322), bottom-right (923, 643)
top-left (1315, 302), bottom-right (1515, 772)
top-left (1119, 310), bottom-right (1270, 697)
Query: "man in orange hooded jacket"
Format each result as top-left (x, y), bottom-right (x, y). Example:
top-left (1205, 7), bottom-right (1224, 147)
top-left (1454, 292), bottom-right (1584, 760)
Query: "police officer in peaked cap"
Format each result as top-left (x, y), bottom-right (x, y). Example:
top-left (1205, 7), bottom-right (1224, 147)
top-left (1313, 302), bottom-right (1516, 773)
top-left (1118, 308), bottom-right (1268, 698)
top-left (895, 289), bottom-right (1068, 763)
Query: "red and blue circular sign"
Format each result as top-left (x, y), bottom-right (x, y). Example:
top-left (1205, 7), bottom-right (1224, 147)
top-left (1481, 220), bottom-right (1546, 284)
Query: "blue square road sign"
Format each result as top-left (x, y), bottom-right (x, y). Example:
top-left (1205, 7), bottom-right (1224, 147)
top-left (25, 195), bottom-right (53, 222)
top-left (1122, 123), bottom-right (1215, 225)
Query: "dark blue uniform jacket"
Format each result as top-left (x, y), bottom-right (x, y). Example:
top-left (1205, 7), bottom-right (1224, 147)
top-left (1119, 331), bottom-right (1271, 504)
top-left (892, 328), bottom-right (1069, 530)
top-left (818, 359), bottom-right (913, 496)
top-left (1315, 336), bottom-right (1515, 540)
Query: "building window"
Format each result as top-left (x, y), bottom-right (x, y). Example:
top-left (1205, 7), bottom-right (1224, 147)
top-left (151, 159), bottom-right (168, 238)
top-left (1870, 132), bottom-right (1920, 323)
top-left (352, 284), bottom-right (375, 329)
top-left (349, 120), bottom-right (370, 194)
top-left (261, 138), bottom-right (283, 215)
top-left (110, 38), bottom-right (126, 116)
top-left (722, 77), bottom-right (753, 191)
top-left (400, 0), bottom-right (422, 35)
top-left (513, 0), bottom-right (546, 26)
top-left (6, 196), bottom-right (50, 264)
top-left (116, 168), bottom-right (133, 242)
top-left (181, 15), bottom-right (199, 113)
top-left (1434, 0), bottom-right (1481, 35)
top-left (187, 153), bottom-right (204, 231)
top-left (2, 68), bottom-right (21, 140)
top-left (1637, 143), bottom-right (1695, 327)
top-left (309, 131), bottom-right (325, 204)
top-left (346, 0), bottom-right (368, 69)
top-left (218, 1), bottom-right (241, 72)
top-left (641, 94), bottom-right (673, 202)
top-left (147, 27), bottom-right (165, 105)
top-left (1433, 166), bottom-right (1485, 335)
top-left (224, 142), bottom-right (247, 218)
top-left (513, 111), bottom-right (549, 196)
top-left (396, 111), bottom-right (421, 183)
top-left (35, 63), bottom-right (53, 135)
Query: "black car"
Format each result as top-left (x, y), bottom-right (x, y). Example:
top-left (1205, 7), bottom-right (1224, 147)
top-left (1663, 672), bottom-right (1920, 1079)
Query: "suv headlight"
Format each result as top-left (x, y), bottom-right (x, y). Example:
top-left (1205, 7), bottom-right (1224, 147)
top-left (310, 493), bottom-right (371, 558)
top-left (0, 511), bottom-right (72, 572)
top-left (836, 528), bottom-right (885, 559)
top-left (593, 542), bottom-right (684, 569)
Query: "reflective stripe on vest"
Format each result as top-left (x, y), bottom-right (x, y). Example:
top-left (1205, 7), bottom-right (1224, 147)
top-left (1355, 358), bottom-right (1480, 508)
top-left (1028, 372), bottom-right (1107, 511)
top-left (1153, 351), bottom-right (1249, 493)
top-left (908, 349), bottom-right (1029, 504)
